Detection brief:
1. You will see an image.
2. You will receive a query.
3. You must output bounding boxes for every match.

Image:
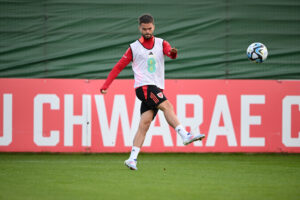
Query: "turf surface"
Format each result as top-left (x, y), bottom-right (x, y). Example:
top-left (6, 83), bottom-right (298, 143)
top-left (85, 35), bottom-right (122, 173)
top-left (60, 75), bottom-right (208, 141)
top-left (0, 153), bottom-right (299, 200)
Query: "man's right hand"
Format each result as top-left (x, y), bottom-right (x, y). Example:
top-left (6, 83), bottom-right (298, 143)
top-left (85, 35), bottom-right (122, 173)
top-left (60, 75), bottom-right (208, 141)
top-left (100, 89), bottom-right (107, 94)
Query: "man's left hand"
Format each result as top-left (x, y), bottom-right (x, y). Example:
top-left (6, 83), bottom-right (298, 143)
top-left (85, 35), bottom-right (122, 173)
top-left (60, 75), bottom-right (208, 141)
top-left (170, 48), bottom-right (177, 54)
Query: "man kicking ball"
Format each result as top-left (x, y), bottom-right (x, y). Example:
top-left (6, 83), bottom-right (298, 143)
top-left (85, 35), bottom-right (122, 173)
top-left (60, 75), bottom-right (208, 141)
top-left (100, 14), bottom-right (205, 170)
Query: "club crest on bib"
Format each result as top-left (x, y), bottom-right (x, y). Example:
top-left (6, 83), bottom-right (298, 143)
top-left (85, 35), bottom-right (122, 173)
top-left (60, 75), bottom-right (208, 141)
top-left (157, 92), bottom-right (163, 98)
top-left (147, 52), bottom-right (157, 73)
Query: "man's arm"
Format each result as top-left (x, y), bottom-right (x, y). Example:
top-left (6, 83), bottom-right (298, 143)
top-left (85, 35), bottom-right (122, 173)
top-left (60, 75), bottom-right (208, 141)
top-left (163, 40), bottom-right (177, 59)
top-left (100, 48), bottom-right (132, 94)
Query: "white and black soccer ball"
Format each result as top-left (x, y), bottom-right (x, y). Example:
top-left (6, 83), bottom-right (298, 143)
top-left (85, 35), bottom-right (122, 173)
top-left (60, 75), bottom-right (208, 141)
top-left (247, 42), bottom-right (268, 63)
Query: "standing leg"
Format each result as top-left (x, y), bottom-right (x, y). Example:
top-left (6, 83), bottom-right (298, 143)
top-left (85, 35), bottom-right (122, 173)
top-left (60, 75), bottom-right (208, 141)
top-left (125, 110), bottom-right (154, 170)
top-left (133, 110), bottom-right (154, 148)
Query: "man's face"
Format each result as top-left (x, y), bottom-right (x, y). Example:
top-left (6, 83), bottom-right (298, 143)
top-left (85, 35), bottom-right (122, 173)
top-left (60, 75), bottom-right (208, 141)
top-left (139, 23), bottom-right (155, 40)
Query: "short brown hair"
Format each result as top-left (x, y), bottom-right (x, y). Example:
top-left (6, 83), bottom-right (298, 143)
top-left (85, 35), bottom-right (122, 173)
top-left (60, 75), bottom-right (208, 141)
top-left (138, 14), bottom-right (154, 25)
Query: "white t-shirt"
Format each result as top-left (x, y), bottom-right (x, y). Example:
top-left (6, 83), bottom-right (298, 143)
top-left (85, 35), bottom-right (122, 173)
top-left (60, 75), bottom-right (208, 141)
top-left (130, 37), bottom-right (165, 89)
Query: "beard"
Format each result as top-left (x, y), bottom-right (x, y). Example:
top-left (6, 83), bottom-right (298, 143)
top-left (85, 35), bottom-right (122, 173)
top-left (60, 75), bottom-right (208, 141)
top-left (142, 33), bottom-right (153, 40)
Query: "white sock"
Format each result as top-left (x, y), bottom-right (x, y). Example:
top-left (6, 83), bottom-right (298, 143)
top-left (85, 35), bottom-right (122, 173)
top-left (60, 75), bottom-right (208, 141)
top-left (175, 125), bottom-right (190, 139)
top-left (129, 146), bottom-right (140, 161)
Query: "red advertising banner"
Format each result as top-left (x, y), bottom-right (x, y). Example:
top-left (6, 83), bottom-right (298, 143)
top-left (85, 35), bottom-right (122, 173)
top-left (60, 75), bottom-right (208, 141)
top-left (0, 78), bottom-right (300, 153)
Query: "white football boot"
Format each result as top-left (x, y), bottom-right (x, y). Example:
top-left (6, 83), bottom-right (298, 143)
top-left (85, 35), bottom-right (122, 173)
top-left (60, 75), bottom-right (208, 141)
top-left (124, 159), bottom-right (138, 170)
top-left (183, 133), bottom-right (205, 145)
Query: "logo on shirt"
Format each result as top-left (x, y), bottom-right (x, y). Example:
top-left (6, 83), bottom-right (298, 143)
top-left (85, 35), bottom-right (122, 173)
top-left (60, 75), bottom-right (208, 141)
top-left (157, 92), bottom-right (164, 98)
top-left (147, 52), bottom-right (156, 73)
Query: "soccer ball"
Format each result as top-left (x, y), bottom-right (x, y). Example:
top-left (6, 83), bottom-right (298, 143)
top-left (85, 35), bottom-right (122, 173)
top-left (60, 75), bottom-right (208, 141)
top-left (247, 42), bottom-right (268, 63)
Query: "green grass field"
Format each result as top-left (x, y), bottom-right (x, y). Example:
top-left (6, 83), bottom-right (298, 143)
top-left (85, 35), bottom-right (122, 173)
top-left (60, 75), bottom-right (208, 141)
top-left (0, 153), bottom-right (299, 200)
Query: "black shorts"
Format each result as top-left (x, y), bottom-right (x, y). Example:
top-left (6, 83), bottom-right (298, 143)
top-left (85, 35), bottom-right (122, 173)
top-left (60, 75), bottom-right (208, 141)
top-left (135, 85), bottom-right (167, 119)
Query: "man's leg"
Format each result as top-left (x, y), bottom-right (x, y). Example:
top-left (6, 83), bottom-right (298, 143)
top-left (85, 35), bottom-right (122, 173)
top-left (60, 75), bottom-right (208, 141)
top-left (157, 100), bottom-right (179, 129)
top-left (133, 110), bottom-right (154, 148)
top-left (157, 100), bottom-right (205, 145)
top-left (125, 110), bottom-right (154, 170)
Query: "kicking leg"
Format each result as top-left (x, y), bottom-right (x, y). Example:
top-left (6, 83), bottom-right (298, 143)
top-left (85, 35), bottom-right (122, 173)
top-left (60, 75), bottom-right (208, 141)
top-left (157, 100), bottom-right (179, 129)
top-left (157, 100), bottom-right (205, 145)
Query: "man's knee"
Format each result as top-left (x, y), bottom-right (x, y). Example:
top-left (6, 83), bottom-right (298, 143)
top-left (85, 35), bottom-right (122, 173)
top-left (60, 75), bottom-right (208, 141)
top-left (141, 116), bottom-right (152, 126)
top-left (140, 111), bottom-right (154, 128)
